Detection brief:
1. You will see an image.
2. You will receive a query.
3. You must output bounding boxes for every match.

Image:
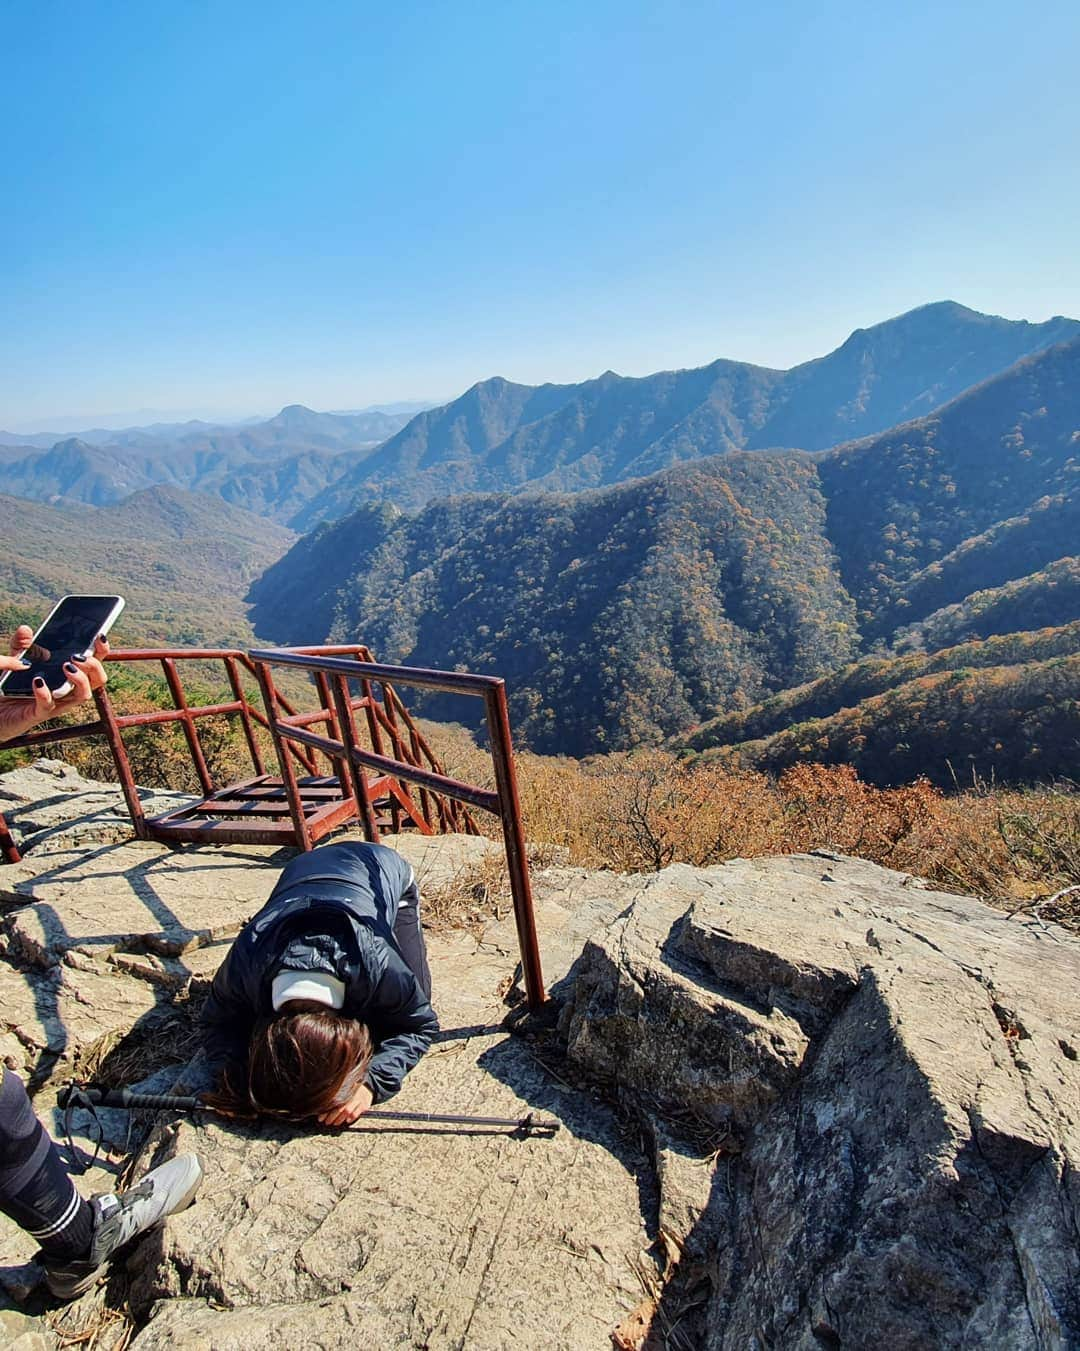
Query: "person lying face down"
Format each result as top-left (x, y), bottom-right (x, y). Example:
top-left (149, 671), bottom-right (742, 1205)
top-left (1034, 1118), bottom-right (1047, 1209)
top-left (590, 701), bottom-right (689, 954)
top-left (201, 841), bottom-right (438, 1126)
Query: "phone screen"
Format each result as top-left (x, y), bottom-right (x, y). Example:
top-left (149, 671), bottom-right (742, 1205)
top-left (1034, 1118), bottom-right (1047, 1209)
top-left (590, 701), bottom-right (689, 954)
top-left (1, 596), bottom-right (122, 697)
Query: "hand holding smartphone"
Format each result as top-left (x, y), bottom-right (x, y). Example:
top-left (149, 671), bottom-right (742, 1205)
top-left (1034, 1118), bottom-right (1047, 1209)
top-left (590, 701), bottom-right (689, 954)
top-left (0, 596), bottom-right (124, 699)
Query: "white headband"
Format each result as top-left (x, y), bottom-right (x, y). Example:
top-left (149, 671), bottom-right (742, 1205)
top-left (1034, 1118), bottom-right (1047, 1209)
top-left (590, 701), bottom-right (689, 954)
top-left (271, 970), bottom-right (346, 1012)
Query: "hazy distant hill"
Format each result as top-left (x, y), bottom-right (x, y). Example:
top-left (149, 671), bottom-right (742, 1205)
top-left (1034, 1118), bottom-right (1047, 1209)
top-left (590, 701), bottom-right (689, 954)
top-left (0, 439), bottom-right (160, 504)
top-left (298, 302), bottom-right (1080, 522)
top-left (0, 405), bottom-right (413, 521)
top-left (0, 485), bottom-right (295, 646)
top-left (165, 404), bottom-right (410, 459)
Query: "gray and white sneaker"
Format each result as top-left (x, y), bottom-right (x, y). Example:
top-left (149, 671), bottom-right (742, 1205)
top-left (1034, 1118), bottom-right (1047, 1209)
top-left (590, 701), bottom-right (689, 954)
top-left (43, 1153), bottom-right (203, 1301)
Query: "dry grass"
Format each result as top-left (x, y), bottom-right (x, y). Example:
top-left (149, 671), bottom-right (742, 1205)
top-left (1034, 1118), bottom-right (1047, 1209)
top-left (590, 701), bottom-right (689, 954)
top-left (423, 722), bottom-right (1080, 930)
top-left (75, 1004), bottom-right (203, 1089)
top-left (45, 1302), bottom-right (134, 1350)
top-left (420, 852), bottom-right (514, 935)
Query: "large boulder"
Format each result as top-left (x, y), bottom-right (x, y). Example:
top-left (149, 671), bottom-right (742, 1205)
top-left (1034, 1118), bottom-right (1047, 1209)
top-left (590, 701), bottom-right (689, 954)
top-left (561, 851), bottom-right (1080, 1349)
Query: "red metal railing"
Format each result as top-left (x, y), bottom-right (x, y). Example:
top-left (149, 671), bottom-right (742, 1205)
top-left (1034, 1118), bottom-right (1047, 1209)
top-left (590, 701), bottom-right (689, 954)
top-left (0, 644), bottom-right (477, 850)
top-left (249, 647), bottom-right (546, 1009)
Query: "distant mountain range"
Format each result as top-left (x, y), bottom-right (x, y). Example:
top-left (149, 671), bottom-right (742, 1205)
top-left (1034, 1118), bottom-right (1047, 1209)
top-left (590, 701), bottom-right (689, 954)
top-left (5, 300), bottom-right (1079, 779)
top-left (0, 405), bottom-right (415, 522)
top-left (1, 303), bottom-right (1076, 529)
top-left (294, 301), bottom-right (1080, 523)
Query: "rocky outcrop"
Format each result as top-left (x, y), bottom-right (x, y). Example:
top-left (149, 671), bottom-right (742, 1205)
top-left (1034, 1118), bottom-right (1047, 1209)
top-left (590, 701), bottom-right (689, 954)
top-left (2, 764), bottom-right (1078, 1348)
top-left (562, 852), bottom-right (1080, 1349)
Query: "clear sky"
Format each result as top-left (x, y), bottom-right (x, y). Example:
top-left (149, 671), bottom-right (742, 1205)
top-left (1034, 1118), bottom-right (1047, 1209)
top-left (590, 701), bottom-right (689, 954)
top-left (3, 0), bottom-right (1078, 429)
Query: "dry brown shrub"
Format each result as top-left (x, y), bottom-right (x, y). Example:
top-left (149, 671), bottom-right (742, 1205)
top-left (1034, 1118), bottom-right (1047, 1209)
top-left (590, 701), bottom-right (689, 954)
top-left (775, 763), bottom-right (946, 870)
top-left (583, 751), bottom-right (784, 872)
top-left (421, 853), bottom-right (512, 934)
top-left (997, 785), bottom-right (1080, 887)
top-left (497, 747), bottom-right (1079, 927)
top-left (61, 692), bottom-right (263, 794)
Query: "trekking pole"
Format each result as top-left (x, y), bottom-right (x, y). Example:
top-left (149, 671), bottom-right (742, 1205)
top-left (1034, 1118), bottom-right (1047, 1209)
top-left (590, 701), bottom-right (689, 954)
top-left (58, 1084), bottom-right (560, 1147)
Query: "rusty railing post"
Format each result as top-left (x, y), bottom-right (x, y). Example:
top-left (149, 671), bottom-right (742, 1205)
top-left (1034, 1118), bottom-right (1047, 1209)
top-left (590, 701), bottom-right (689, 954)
top-left (331, 673), bottom-right (380, 842)
top-left (253, 660), bottom-right (313, 851)
top-left (484, 681), bottom-right (546, 1009)
top-left (162, 657), bottom-right (214, 795)
top-left (227, 656), bottom-right (265, 775)
top-left (314, 670), bottom-right (348, 785)
top-left (93, 685), bottom-right (148, 839)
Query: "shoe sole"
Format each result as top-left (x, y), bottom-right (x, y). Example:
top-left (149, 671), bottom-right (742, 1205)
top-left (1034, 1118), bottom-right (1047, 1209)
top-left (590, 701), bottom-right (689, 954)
top-left (47, 1163), bottom-right (204, 1301)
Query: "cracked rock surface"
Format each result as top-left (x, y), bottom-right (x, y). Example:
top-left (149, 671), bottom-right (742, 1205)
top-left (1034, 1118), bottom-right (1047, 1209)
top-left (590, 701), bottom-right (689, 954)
top-left (562, 851), bottom-right (1080, 1349)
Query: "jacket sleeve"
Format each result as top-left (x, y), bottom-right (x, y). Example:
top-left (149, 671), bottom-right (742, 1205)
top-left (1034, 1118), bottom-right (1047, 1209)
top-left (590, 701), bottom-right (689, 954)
top-left (360, 947), bottom-right (439, 1103)
top-left (200, 944), bottom-right (255, 1074)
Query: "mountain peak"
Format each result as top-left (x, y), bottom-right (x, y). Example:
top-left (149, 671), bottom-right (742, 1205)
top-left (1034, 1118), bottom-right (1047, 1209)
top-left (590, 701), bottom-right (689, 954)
top-left (49, 437), bottom-right (96, 455)
top-left (272, 403), bottom-right (318, 421)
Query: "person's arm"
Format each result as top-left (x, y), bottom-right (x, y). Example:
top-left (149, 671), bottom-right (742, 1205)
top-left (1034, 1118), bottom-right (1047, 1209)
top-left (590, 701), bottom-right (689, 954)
top-left (319, 947), bottom-right (438, 1126)
top-left (363, 949), bottom-right (440, 1102)
top-left (0, 628), bottom-right (109, 744)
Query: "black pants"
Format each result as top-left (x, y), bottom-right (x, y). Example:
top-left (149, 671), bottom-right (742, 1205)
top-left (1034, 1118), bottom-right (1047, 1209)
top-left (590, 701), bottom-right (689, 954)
top-left (392, 871), bottom-right (432, 999)
top-left (0, 1068), bottom-right (93, 1258)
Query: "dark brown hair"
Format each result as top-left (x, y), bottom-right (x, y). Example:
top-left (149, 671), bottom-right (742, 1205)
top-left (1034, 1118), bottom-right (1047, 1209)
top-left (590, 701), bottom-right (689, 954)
top-left (207, 1000), bottom-right (373, 1120)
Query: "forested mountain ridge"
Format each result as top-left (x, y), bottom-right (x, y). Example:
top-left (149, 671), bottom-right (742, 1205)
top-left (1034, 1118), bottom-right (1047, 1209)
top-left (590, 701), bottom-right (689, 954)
top-left (252, 453), bottom-right (858, 753)
top-left (676, 622), bottom-right (1080, 754)
top-left (882, 487), bottom-right (1080, 635)
top-left (298, 302), bottom-right (1080, 520)
top-left (2, 304), bottom-right (1074, 530)
top-left (821, 335), bottom-right (1080, 633)
top-left (684, 647), bottom-right (1080, 788)
top-left (894, 558), bottom-right (1080, 651)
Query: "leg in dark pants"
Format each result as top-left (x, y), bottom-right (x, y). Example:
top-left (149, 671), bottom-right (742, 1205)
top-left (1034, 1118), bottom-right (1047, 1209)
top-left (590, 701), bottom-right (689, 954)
top-left (391, 871), bottom-right (432, 999)
top-left (0, 1068), bottom-right (93, 1259)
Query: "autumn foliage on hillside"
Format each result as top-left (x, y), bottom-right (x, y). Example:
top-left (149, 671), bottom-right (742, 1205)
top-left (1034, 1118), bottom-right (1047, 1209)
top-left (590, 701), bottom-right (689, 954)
top-left (432, 733), bottom-right (1079, 927)
top-left (253, 453), bottom-right (859, 755)
top-left (3, 663), bottom-right (1076, 931)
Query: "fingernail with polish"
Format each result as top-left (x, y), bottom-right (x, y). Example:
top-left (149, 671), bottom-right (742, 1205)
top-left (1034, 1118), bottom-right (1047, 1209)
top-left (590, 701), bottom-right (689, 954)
top-left (33, 677), bottom-right (45, 688)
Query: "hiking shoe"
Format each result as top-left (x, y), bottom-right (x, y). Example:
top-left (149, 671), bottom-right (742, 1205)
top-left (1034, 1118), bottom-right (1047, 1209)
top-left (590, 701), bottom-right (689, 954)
top-left (43, 1153), bottom-right (203, 1301)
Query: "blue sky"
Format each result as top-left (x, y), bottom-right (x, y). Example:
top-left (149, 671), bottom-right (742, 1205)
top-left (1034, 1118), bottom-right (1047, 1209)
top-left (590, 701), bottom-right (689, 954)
top-left (2, 0), bottom-right (1078, 429)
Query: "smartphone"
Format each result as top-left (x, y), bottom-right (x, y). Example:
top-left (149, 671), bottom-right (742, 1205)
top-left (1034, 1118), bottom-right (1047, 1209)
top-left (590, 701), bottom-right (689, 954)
top-left (0, 595), bottom-right (124, 699)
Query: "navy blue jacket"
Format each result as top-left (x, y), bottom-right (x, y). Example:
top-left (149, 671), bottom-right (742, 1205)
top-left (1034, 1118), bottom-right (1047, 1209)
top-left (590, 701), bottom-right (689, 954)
top-left (200, 842), bottom-right (438, 1103)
